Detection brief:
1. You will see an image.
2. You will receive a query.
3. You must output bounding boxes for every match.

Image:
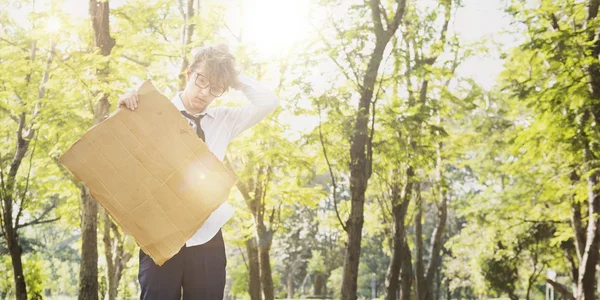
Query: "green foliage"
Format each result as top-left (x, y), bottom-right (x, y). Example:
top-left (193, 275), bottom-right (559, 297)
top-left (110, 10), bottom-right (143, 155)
top-left (0, 256), bottom-right (14, 298)
top-left (5, 0), bottom-right (600, 299)
top-left (231, 263), bottom-right (250, 297)
top-left (23, 254), bottom-right (47, 300)
top-left (307, 250), bottom-right (326, 275)
top-left (326, 267), bottom-right (343, 299)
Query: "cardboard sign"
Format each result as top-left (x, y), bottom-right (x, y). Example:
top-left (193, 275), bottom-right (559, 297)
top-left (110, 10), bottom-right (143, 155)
top-left (60, 80), bottom-right (237, 265)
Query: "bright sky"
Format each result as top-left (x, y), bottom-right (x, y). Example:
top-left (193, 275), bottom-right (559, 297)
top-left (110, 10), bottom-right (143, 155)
top-left (225, 0), bottom-right (315, 57)
top-left (227, 0), bottom-right (515, 90)
top-left (11, 0), bottom-right (515, 135)
top-left (452, 0), bottom-right (520, 90)
top-left (55, 0), bottom-right (514, 90)
top-left (16, 0), bottom-right (514, 80)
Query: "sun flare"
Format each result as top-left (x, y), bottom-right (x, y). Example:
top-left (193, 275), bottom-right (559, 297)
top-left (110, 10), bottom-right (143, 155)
top-left (237, 0), bottom-right (313, 57)
top-left (46, 17), bottom-right (61, 33)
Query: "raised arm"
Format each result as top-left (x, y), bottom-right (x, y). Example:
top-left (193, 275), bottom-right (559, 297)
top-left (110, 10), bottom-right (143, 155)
top-left (225, 74), bottom-right (280, 140)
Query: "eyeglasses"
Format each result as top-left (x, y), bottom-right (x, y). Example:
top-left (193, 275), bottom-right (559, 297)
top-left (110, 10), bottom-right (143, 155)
top-left (194, 73), bottom-right (226, 97)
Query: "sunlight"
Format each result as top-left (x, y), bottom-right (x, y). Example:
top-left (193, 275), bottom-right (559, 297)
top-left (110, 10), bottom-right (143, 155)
top-left (45, 16), bottom-right (61, 33)
top-left (239, 0), bottom-right (313, 57)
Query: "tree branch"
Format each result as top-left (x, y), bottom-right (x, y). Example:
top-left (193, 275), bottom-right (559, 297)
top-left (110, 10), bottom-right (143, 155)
top-left (546, 278), bottom-right (575, 300)
top-left (550, 13), bottom-right (561, 30)
top-left (311, 22), bottom-right (361, 90)
top-left (0, 106), bottom-right (18, 123)
top-left (331, 21), bottom-right (364, 89)
top-left (121, 54), bottom-right (150, 67)
top-left (587, 0), bottom-right (600, 58)
top-left (369, 0), bottom-right (384, 37)
top-left (14, 197), bottom-right (59, 234)
top-left (379, 2), bottom-right (389, 30)
top-left (223, 23), bottom-right (241, 43)
top-left (15, 131), bottom-right (38, 228)
top-left (11, 218), bottom-right (60, 235)
top-left (386, 0), bottom-right (408, 38)
top-left (0, 36), bottom-right (30, 52)
top-left (316, 100), bottom-right (346, 231)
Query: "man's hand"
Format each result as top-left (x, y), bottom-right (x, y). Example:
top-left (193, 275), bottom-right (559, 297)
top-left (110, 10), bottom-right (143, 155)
top-left (117, 90), bottom-right (139, 111)
top-left (230, 74), bottom-right (243, 91)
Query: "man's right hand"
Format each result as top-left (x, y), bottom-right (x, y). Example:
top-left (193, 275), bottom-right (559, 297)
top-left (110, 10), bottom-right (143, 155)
top-left (118, 90), bottom-right (139, 111)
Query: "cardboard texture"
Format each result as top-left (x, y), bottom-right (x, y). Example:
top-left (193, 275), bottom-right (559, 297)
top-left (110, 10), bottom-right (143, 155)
top-left (60, 80), bottom-right (237, 266)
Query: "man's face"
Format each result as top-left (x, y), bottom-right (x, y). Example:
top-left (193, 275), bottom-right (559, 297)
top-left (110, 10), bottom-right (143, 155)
top-left (182, 64), bottom-right (225, 113)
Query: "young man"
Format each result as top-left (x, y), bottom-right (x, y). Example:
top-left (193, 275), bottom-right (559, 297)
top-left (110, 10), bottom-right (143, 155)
top-left (118, 44), bottom-right (279, 300)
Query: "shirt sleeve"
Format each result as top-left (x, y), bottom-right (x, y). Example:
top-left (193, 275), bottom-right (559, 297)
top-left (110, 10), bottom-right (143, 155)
top-left (224, 73), bottom-right (280, 141)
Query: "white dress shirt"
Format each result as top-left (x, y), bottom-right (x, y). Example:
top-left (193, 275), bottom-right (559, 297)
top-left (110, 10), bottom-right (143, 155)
top-left (170, 73), bottom-right (279, 247)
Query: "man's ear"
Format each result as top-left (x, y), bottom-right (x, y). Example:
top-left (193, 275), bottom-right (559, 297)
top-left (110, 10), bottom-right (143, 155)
top-left (185, 68), bottom-right (193, 81)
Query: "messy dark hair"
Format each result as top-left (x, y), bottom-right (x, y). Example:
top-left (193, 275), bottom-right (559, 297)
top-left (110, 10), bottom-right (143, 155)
top-left (188, 44), bottom-right (239, 92)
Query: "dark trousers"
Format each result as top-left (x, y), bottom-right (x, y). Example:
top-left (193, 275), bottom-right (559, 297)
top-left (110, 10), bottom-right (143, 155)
top-left (138, 230), bottom-right (227, 300)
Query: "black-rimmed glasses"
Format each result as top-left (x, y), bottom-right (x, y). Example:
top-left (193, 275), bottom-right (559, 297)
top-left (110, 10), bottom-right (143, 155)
top-left (194, 73), bottom-right (226, 97)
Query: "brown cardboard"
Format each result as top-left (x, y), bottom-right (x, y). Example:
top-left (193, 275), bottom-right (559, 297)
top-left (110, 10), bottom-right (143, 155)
top-left (60, 80), bottom-right (237, 266)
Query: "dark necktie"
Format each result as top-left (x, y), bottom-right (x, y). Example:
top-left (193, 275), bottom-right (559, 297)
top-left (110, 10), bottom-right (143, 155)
top-left (180, 111), bottom-right (205, 141)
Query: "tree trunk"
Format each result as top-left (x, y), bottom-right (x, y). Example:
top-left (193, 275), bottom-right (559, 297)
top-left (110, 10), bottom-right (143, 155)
top-left (569, 1), bottom-right (600, 297)
top-left (2, 36), bottom-right (56, 300)
top-left (258, 225), bottom-right (274, 300)
top-left (246, 237), bottom-right (262, 300)
top-left (385, 166), bottom-right (414, 300)
top-left (80, 1), bottom-right (116, 299)
top-left (399, 239), bottom-right (413, 300)
top-left (103, 211), bottom-right (132, 300)
top-left (287, 269), bottom-right (294, 299)
top-left (423, 143), bottom-right (448, 300)
top-left (414, 186), bottom-right (425, 300)
top-left (569, 171), bottom-right (584, 290)
top-left (576, 166), bottom-right (600, 300)
top-left (4, 123), bottom-right (32, 300)
top-left (574, 110), bottom-right (600, 299)
top-left (6, 225), bottom-right (26, 300)
top-left (385, 230), bottom-right (402, 300)
top-left (236, 166), bottom-right (275, 300)
top-left (79, 187), bottom-right (99, 300)
top-left (341, 1), bottom-right (406, 298)
top-left (230, 161), bottom-right (272, 300)
top-left (178, 0), bottom-right (196, 89)
top-left (435, 263), bottom-right (442, 300)
top-left (103, 211), bottom-right (116, 300)
top-left (314, 274), bottom-right (325, 296)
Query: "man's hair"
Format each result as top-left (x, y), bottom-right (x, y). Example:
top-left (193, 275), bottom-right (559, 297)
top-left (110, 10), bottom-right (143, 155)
top-left (189, 44), bottom-right (239, 91)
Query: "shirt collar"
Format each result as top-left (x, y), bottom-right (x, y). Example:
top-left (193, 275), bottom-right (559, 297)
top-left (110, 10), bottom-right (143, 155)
top-left (171, 91), bottom-right (215, 118)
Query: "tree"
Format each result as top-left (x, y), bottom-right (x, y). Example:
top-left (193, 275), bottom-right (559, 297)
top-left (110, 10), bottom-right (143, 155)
top-left (493, 0), bottom-right (600, 298)
top-left (228, 112), bottom-right (319, 300)
top-left (340, 1), bottom-right (406, 297)
top-left (78, 0), bottom-right (116, 299)
top-left (311, 0), bottom-right (407, 298)
top-left (0, 3), bottom-right (58, 297)
top-left (101, 213), bottom-right (133, 300)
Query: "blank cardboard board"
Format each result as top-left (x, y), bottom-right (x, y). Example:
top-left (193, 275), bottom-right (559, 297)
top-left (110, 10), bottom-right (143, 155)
top-left (60, 80), bottom-right (237, 266)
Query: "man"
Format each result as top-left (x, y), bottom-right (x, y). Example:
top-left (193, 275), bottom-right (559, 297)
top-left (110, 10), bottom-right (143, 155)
top-left (118, 44), bottom-right (279, 299)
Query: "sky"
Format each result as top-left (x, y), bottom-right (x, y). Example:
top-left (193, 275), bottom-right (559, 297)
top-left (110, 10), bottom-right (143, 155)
top-left (7, 0), bottom-right (518, 134)
top-left (55, 0), bottom-right (515, 90)
top-left (49, 0), bottom-right (515, 91)
top-left (452, 0), bottom-right (520, 90)
top-left (236, 0), bottom-right (516, 90)
top-left (223, 0), bottom-right (518, 134)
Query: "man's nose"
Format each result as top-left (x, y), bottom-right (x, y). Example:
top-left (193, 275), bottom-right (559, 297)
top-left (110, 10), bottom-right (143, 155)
top-left (199, 87), bottom-right (211, 97)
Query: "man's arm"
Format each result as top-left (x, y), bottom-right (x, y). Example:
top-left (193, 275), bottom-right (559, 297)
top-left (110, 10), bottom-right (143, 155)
top-left (225, 74), bottom-right (280, 140)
